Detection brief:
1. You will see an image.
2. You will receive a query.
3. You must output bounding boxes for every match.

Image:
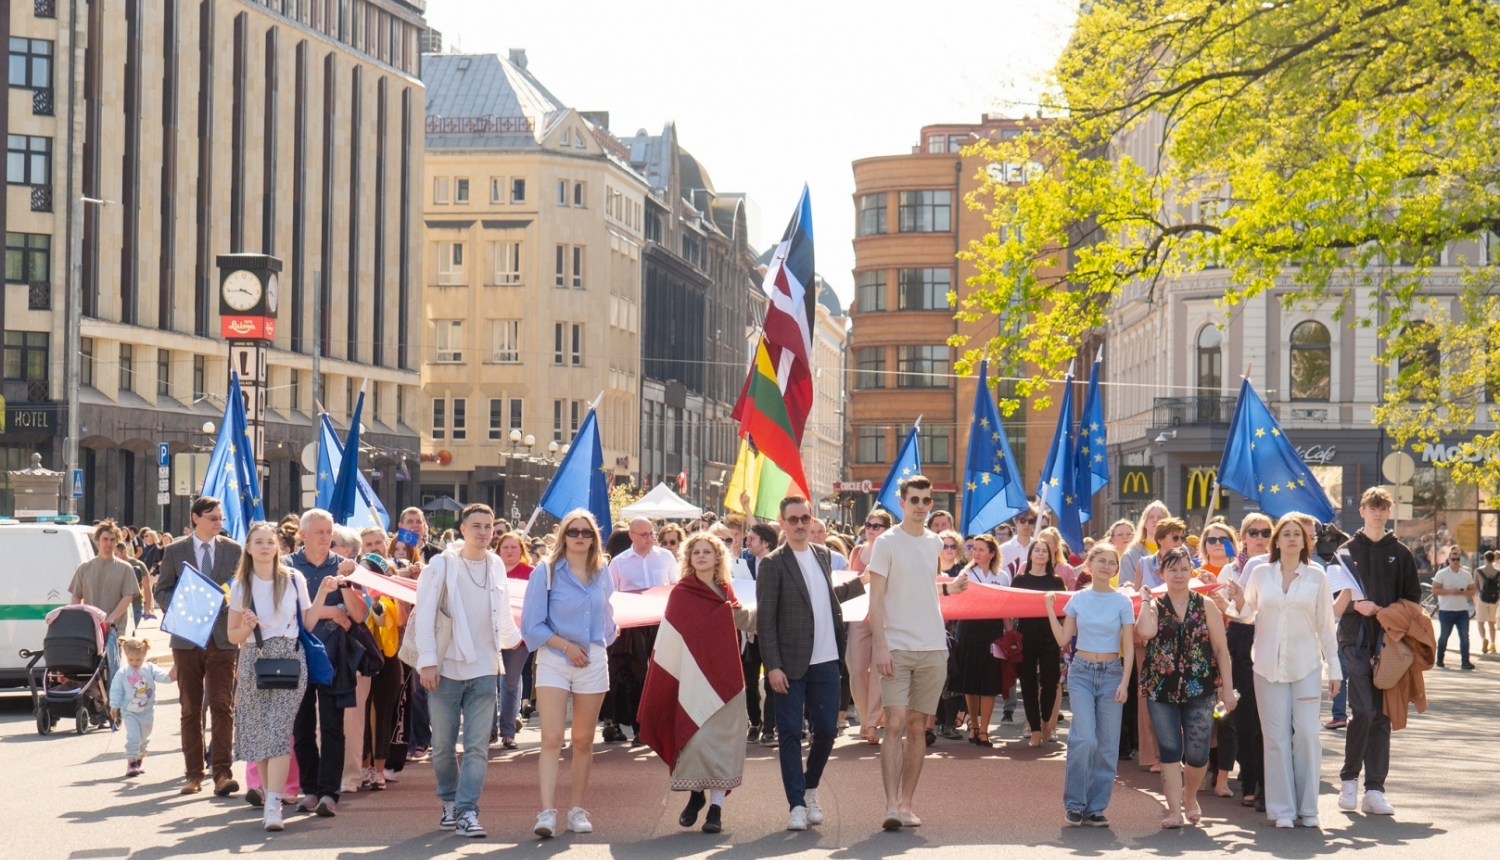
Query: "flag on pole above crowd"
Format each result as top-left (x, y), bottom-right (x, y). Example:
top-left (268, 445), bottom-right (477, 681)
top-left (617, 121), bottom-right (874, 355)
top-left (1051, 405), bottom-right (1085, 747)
top-left (316, 410), bottom-right (390, 530)
top-left (962, 361), bottom-right (1028, 536)
top-left (328, 380), bottom-right (393, 529)
top-left (1072, 349), bottom-right (1109, 523)
top-left (876, 420), bottom-right (923, 520)
top-left (733, 339), bottom-right (811, 498)
top-left (199, 372), bottom-right (263, 542)
top-left (1218, 375), bottom-right (1337, 522)
top-left (537, 393), bottom-right (612, 531)
top-left (1036, 363), bottom-right (1086, 555)
top-left (723, 438), bottom-right (796, 520)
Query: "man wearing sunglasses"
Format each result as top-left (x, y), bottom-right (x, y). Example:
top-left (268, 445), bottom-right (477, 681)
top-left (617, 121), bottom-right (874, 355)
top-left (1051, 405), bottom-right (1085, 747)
top-left (867, 475), bottom-right (969, 830)
top-left (1135, 518), bottom-right (1188, 589)
top-left (604, 518), bottom-right (677, 745)
top-left (999, 505), bottom-right (1041, 575)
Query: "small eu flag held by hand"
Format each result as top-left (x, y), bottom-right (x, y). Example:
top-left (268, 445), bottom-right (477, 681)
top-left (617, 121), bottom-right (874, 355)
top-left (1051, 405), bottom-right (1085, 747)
top-left (396, 527), bottom-right (421, 547)
top-left (160, 563), bottom-right (225, 649)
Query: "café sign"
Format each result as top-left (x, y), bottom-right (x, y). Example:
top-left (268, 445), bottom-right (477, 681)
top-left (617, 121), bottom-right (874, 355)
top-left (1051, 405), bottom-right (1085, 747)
top-left (1295, 445), bottom-right (1337, 465)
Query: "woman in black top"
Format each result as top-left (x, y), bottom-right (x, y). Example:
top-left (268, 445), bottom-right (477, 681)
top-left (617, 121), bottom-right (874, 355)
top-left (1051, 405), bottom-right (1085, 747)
top-left (1010, 540), bottom-right (1067, 747)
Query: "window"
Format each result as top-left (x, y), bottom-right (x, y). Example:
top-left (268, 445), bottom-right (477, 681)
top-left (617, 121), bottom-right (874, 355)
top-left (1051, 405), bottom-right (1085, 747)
top-left (510, 398), bottom-right (523, 432)
top-left (433, 176), bottom-right (449, 204)
top-left (552, 399), bottom-right (564, 442)
top-left (557, 179), bottom-right (567, 205)
top-left (397, 386), bottom-right (405, 427)
top-left (554, 244), bottom-right (566, 288)
top-left (571, 323), bottom-right (583, 366)
top-left (489, 398), bottom-right (504, 439)
top-left (511, 178), bottom-right (525, 203)
top-left (2, 331), bottom-right (46, 381)
top-left (4, 232), bottom-right (49, 282)
top-left (856, 270), bottom-right (886, 312)
top-left (79, 337), bottom-right (94, 386)
top-left (119, 343), bottom-right (134, 392)
top-left (434, 320), bottom-right (463, 362)
top-left (898, 268), bottom-right (952, 310)
top-left (157, 350), bottom-right (170, 396)
top-left (574, 130), bottom-right (584, 148)
top-left (856, 426), bottom-right (885, 464)
top-left (6, 134), bottom-right (50, 185)
top-left (451, 398), bottom-right (467, 440)
top-left (553, 322), bottom-right (565, 365)
top-left (8, 38), bottom-right (52, 90)
top-left (573, 181), bottom-right (585, 207)
top-left (431, 398), bottom-right (446, 440)
top-left (896, 345), bottom-right (950, 388)
top-left (571, 245), bottom-right (584, 288)
top-left (490, 178), bottom-right (504, 204)
top-left (454, 178), bottom-right (469, 204)
top-left (192, 354), bottom-right (204, 399)
top-left (858, 193), bottom-right (887, 236)
top-left (570, 400), bottom-right (581, 438)
top-left (492, 241), bottom-right (520, 285)
top-left (1289, 321), bottom-right (1331, 401)
top-left (346, 377), bottom-right (355, 418)
top-left (898, 190), bottom-right (951, 233)
top-left (856, 346), bottom-right (886, 389)
top-left (902, 423), bottom-right (951, 464)
top-left (290, 369), bottom-right (301, 412)
top-left (1196, 325), bottom-right (1222, 394)
top-left (491, 319), bottom-right (520, 363)
top-left (436, 241), bottom-right (464, 284)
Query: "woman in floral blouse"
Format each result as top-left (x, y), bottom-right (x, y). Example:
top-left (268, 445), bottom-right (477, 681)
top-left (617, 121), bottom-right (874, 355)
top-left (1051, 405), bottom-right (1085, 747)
top-left (1136, 546), bottom-right (1235, 829)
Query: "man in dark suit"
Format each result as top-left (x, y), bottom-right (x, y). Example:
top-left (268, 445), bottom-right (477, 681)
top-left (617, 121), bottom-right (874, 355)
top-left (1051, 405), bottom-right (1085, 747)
top-left (153, 495), bottom-right (244, 796)
top-left (756, 495), bottom-right (864, 832)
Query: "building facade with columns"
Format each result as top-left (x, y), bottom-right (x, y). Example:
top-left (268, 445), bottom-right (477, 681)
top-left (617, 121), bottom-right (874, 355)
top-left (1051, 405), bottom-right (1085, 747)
top-left (1, 0), bottom-right (429, 524)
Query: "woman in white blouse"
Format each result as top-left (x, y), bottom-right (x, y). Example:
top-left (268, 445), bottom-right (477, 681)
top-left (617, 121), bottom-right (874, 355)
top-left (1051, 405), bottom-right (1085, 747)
top-left (1224, 513), bottom-right (1342, 829)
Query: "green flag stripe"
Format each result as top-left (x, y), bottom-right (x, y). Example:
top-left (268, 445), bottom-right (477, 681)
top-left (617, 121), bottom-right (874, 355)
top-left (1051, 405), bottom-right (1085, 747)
top-left (0, 604), bottom-right (65, 620)
top-left (749, 366), bottom-right (797, 438)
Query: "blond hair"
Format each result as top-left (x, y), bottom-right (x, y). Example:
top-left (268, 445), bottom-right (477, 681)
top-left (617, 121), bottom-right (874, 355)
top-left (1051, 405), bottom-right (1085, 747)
top-left (119, 637), bottom-right (150, 658)
top-left (677, 533), bottom-right (732, 587)
top-left (234, 521), bottom-right (293, 608)
top-left (1131, 501), bottom-right (1172, 550)
top-left (548, 510), bottom-right (603, 581)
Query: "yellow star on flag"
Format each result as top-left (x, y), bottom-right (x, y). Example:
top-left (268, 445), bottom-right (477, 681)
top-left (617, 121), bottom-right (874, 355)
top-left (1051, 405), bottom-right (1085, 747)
top-left (979, 417), bottom-right (989, 429)
top-left (1271, 428), bottom-right (1280, 436)
top-left (967, 481), bottom-right (977, 492)
top-left (1270, 484), bottom-right (1280, 493)
top-left (980, 473), bottom-right (991, 484)
top-left (1254, 428), bottom-right (1265, 438)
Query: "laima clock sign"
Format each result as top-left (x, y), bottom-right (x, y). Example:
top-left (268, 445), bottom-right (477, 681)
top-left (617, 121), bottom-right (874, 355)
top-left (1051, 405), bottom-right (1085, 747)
top-left (217, 254), bottom-right (281, 472)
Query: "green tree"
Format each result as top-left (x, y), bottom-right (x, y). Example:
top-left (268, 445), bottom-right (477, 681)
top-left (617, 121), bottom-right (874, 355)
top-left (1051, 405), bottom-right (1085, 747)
top-left (959, 0), bottom-right (1500, 483)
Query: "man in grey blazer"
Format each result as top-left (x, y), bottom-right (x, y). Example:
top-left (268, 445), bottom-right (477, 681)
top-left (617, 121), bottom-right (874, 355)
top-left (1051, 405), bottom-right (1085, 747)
top-left (153, 495), bottom-right (244, 796)
top-left (756, 495), bottom-right (865, 831)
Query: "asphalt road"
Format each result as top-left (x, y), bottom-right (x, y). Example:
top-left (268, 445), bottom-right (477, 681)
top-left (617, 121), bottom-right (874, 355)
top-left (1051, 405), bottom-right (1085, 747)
top-left (5, 621), bottom-right (1498, 859)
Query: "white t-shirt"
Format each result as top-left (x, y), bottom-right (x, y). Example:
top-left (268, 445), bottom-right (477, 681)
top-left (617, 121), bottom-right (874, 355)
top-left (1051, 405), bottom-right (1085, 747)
top-left (453, 557), bottom-right (501, 677)
top-left (791, 547), bottom-right (840, 666)
top-left (866, 526), bottom-right (947, 652)
top-left (1000, 536), bottom-right (1032, 575)
top-left (1433, 566), bottom-right (1474, 613)
top-left (229, 571), bottom-right (313, 639)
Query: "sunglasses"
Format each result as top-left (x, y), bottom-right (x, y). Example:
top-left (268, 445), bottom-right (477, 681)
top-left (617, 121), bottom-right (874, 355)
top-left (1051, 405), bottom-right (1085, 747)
top-left (1204, 535), bottom-right (1231, 546)
top-left (784, 514), bottom-right (813, 525)
top-left (1162, 533), bottom-right (1184, 543)
top-left (1017, 517), bottom-right (1037, 525)
top-left (864, 521), bottom-right (888, 530)
top-left (1244, 528), bottom-right (1272, 539)
top-left (563, 528), bottom-right (594, 539)
top-left (661, 539), bottom-right (679, 547)
top-left (942, 543), bottom-right (958, 551)
top-left (906, 497), bottom-right (934, 506)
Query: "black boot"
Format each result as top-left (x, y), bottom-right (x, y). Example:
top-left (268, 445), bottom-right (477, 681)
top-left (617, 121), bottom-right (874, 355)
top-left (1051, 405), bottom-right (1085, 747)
top-left (702, 804), bottom-right (722, 834)
top-left (679, 791), bottom-right (706, 827)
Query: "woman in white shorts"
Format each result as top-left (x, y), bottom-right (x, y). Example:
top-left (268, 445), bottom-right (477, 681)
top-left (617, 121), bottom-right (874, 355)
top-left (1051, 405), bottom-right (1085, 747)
top-left (520, 509), bottom-right (618, 839)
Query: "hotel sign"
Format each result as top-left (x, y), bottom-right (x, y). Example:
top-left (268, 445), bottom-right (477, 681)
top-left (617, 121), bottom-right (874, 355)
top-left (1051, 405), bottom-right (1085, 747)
top-left (0, 397), bottom-right (58, 435)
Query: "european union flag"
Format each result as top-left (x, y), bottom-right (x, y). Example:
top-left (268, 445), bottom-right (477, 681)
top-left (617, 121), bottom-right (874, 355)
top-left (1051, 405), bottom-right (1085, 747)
top-left (1036, 363), bottom-right (1086, 556)
top-left (159, 563), bottom-right (225, 649)
top-left (962, 361), bottom-right (1028, 536)
top-left (318, 410), bottom-right (390, 529)
top-left (328, 383), bottom-right (366, 525)
top-left (538, 396), bottom-right (612, 531)
top-left (1218, 377), bottom-right (1337, 522)
top-left (1072, 350), bottom-right (1109, 523)
top-left (200, 372), bottom-right (263, 542)
top-left (876, 420), bottom-right (923, 521)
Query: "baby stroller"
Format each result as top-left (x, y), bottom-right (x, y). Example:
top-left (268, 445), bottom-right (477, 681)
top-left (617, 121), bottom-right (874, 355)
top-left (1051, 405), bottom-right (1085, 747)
top-left (19, 607), bottom-right (115, 735)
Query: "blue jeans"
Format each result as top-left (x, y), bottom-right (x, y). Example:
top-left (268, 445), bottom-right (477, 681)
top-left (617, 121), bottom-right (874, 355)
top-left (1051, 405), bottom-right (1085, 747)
top-left (105, 627), bottom-right (120, 685)
top-left (775, 660), bottom-right (840, 810)
top-left (410, 672), bottom-right (432, 749)
top-left (429, 674), bottom-right (497, 814)
top-left (1064, 658), bottom-right (1125, 816)
top-left (1146, 692), bottom-right (1214, 768)
top-left (496, 646), bottom-right (531, 741)
top-left (1331, 648), bottom-right (1349, 720)
top-left (1437, 609), bottom-right (1471, 666)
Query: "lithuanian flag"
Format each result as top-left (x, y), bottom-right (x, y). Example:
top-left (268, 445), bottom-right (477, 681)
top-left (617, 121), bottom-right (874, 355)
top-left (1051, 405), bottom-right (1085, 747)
top-left (736, 338), bottom-right (811, 499)
top-left (724, 438), bottom-right (797, 518)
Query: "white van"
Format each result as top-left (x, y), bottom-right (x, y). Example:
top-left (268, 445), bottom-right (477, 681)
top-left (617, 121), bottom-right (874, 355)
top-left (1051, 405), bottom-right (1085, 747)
top-left (0, 522), bottom-right (96, 688)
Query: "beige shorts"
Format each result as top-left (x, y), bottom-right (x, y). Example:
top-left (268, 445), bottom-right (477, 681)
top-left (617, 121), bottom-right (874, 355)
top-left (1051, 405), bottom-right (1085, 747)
top-left (879, 649), bottom-right (947, 715)
top-left (1478, 601), bottom-right (1498, 624)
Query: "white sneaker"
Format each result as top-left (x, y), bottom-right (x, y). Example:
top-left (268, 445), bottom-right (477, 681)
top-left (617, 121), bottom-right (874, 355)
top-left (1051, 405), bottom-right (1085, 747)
top-left (1362, 790), bottom-right (1395, 815)
top-left (787, 806), bottom-right (809, 831)
top-left (263, 803), bottom-right (284, 832)
top-left (568, 806), bottom-right (593, 834)
top-left (1338, 780), bottom-right (1358, 811)
top-left (439, 801), bottom-right (457, 831)
top-left (805, 788), bottom-right (824, 825)
top-left (1275, 818), bottom-right (1294, 828)
top-left (534, 809), bottom-right (557, 839)
top-left (456, 810), bottom-right (487, 838)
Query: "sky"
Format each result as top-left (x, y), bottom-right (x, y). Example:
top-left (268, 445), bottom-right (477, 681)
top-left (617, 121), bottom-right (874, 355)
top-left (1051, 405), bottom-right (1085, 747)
top-left (423, 0), bottom-right (1078, 305)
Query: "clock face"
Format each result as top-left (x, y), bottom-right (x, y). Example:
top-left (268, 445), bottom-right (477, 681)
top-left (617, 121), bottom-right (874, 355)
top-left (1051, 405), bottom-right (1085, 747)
top-left (223, 270), bottom-right (262, 312)
top-left (265, 273), bottom-right (280, 314)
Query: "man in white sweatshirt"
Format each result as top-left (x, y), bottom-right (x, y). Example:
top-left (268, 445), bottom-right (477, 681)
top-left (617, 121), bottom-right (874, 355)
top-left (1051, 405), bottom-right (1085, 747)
top-left (415, 503), bottom-right (522, 839)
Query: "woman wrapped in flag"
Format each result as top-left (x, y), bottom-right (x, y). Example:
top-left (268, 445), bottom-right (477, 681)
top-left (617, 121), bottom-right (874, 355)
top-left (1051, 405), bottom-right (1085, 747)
top-left (637, 533), bottom-right (757, 834)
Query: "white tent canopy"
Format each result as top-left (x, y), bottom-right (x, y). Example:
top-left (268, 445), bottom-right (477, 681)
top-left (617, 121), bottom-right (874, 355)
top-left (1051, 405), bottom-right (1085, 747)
top-left (619, 482), bottom-right (704, 520)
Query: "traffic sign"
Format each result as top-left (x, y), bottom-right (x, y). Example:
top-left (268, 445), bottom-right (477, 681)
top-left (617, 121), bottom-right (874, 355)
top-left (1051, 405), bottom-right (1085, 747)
top-left (157, 443), bottom-right (171, 468)
top-left (71, 469), bottom-right (84, 498)
top-left (158, 465), bottom-right (170, 479)
top-left (157, 492), bottom-right (171, 506)
top-left (158, 478), bottom-right (170, 492)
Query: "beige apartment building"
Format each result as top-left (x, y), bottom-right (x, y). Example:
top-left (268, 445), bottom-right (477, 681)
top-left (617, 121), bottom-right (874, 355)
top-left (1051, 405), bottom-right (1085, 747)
top-left (418, 50), bottom-right (644, 515)
top-left (1, 0), bottom-right (429, 524)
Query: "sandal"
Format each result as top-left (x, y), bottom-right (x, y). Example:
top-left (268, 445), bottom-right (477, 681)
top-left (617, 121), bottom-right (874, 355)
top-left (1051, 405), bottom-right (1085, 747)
top-left (1240, 794), bottom-right (1257, 807)
top-left (1184, 803), bottom-right (1201, 825)
top-left (976, 732), bottom-right (993, 747)
top-left (1161, 814), bottom-right (1185, 829)
top-left (1215, 784), bottom-right (1234, 798)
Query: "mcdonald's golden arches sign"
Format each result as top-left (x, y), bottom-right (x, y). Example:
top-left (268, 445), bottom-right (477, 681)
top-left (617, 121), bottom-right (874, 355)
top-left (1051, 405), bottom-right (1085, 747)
top-left (1184, 466), bottom-right (1228, 511)
top-left (1119, 467), bottom-right (1153, 500)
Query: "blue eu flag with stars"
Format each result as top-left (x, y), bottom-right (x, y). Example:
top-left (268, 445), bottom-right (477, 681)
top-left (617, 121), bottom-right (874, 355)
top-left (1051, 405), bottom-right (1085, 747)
top-left (159, 563), bottom-right (225, 649)
top-left (876, 421), bottom-right (923, 521)
top-left (1072, 351), bottom-right (1109, 523)
top-left (961, 361), bottom-right (1028, 537)
top-left (199, 372), bottom-right (263, 543)
top-left (1217, 377), bottom-right (1336, 522)
top-left (1036, 363), bottom-right (1086, 555)
top-left (538, 397), bottom-right (613, 532)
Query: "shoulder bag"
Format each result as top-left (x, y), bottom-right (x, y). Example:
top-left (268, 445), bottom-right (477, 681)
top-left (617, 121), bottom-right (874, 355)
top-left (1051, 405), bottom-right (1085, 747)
top-left (398, 559), bottom-right (451, 668)
top-left (250, 588), bottom-right (304, 690)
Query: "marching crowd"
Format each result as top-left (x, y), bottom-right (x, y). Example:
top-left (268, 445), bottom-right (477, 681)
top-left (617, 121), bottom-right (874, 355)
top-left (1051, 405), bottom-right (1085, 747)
top-left (65, 479), bottom-right (1471, 838)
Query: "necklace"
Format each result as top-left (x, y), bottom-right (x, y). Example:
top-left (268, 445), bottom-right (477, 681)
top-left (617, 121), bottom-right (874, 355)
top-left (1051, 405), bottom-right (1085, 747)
top-left (460, 555), bottom-right (488, 588)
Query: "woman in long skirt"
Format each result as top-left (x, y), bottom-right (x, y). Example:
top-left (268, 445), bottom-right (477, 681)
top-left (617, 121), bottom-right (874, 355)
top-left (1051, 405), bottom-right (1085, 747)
top-left (952, 535), bottom-right (1010, 745)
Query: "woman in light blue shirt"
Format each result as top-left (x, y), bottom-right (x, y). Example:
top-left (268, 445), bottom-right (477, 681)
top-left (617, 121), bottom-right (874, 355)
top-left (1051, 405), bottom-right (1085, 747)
top-left (521, 509), bottom-right (617, 839)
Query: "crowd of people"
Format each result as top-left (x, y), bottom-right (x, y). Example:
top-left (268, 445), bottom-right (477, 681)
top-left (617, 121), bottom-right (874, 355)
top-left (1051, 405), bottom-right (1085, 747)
top-left (64, 480), bottom-right (1468, 838)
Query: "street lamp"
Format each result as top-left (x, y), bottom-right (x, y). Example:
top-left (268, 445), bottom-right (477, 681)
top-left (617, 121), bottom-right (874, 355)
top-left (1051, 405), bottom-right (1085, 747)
top-left (64, 195), bottom-right (112, 515)
top-left (502, 431), bottom-right (536, 523)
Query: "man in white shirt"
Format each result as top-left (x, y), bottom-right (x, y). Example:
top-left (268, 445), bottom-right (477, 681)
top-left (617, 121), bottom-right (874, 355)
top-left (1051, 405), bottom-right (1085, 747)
top-left (999, 505), bottom-right (1039, 573)
top-left (868, 475), bottom-right (968, 831)
top-left (604, 518), bottom-right (676, 744)
top-left (1431, 545), bottom-right (1477, 670)
top-left (810, 518), bottom-right (848, 571)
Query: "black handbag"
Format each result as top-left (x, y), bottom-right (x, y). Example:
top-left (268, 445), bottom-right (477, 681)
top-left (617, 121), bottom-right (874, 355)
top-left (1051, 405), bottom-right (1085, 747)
top-left (251, 591), bottom-right (303, 690)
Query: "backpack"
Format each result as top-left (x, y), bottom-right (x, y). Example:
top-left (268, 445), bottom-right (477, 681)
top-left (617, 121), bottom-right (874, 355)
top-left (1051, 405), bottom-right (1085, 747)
top-left (1480, 567), bottom-right (1500, 605)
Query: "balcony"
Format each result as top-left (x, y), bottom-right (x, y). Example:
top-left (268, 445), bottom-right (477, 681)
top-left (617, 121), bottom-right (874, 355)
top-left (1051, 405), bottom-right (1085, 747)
top-left (27, 380), bottom-right (49, 403)
top-left (28, 280), bottom-right (50, 311)
top-left (32, 89), bottom-right (53, 116)
top-left (425, 114), bottom-right (535, 134)
top-left (34, 0), bottom-right (56, 18)
top-left (1152, 395), bottom-right (1237, 428)
top-left (30, 186), bottom-right (52, 212)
